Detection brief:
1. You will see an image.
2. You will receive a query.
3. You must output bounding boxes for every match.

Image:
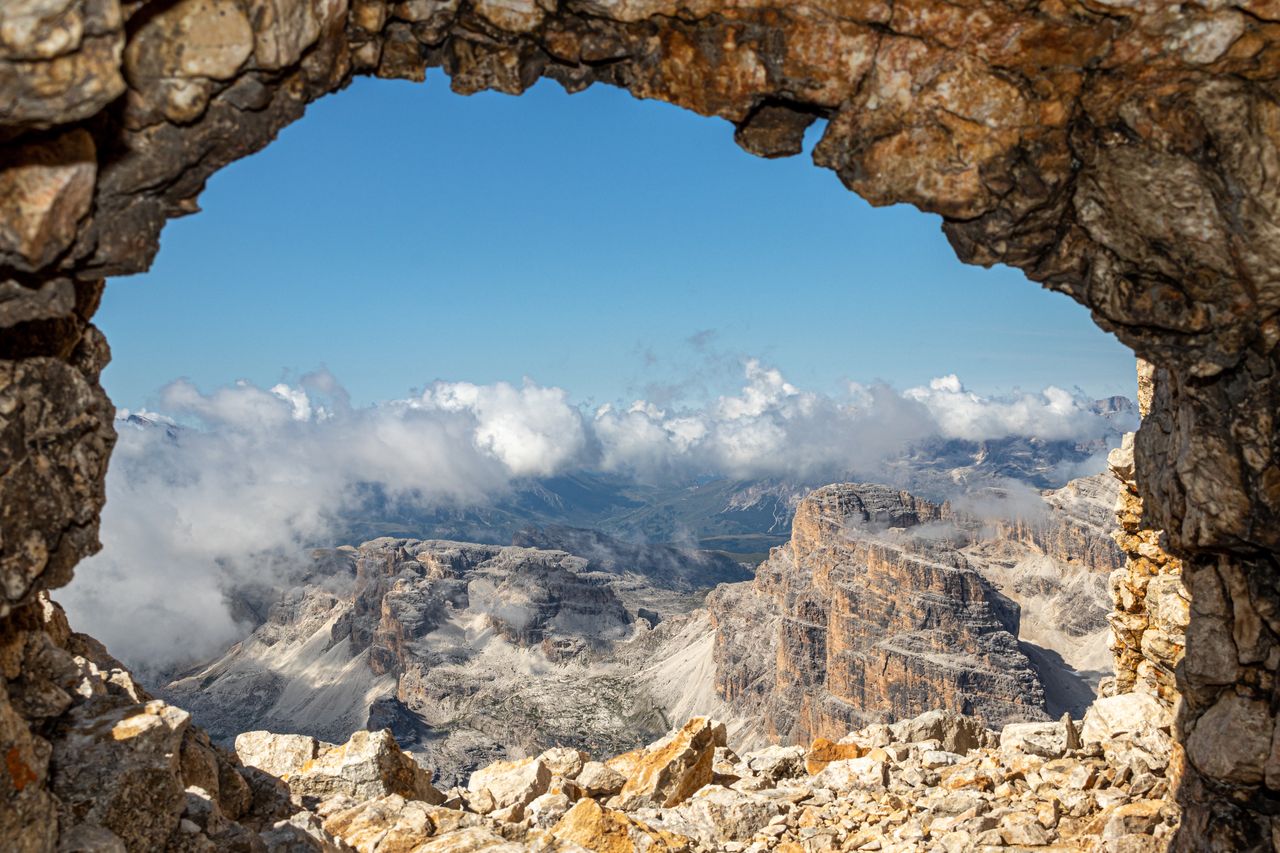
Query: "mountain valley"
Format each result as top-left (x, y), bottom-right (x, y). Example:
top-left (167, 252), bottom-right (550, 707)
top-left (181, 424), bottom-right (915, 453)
top-left (160, 468), bottom-right (1122, 788)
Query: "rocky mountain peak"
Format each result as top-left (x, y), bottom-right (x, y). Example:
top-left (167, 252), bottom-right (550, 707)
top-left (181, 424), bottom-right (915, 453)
top-left (789, 484), bottom-right (946, 556)
top-left (711, 481), bottom-right (1047, 747)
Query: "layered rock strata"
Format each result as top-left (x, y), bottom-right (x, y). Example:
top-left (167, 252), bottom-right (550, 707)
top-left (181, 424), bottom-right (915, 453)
top-left (2, 1), bottom-right (1280, 846)
top-left (161, 472), bottom-right (1123, 798)
top-left (162, 537), bottom-right (738, 785)
top-left (960, 473), bottom-right (1126, 719)
top-left (709, 483), bottom-right (1051, 746)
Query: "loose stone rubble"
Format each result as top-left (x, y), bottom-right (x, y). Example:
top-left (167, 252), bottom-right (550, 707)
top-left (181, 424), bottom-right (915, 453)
top-left (216, 703), bottom-right (1181, 853)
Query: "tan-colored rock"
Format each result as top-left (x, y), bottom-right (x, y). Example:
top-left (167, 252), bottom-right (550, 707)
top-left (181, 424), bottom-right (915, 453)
top-left (938, 764), bottom-right (994, 792)
top-left (472, 0), bottom-right (543, 33)
top-left (577, 761), bottom-right (626, 798)
top-left (890, 710), bottom-right (1001, 755)
top-left (811, 757), bottom-right (888, 792)
top-left (1081, 693), bottom-right (1170, 745)
top-left (321, 792), bottom-right (485, 851)
top-left (527, 791), bottom-right (573, 828)
top-left (124, 0), bottom-right (252, 82)
top-left (0, 0), bottom-right (127, 130)
top-left (48, 699), bottom-right (192, 851)
top-left (804, 737), bottom-right (863, 775)
top-left (1102, 799), bottom-right (1172, 839)
top-left (288, 729), bottom-right (444, 805)
top-left (711, 487), bottom-right (1047, 745)
top-left (0, 128), bottom-right (95, 271)
top-left (1000, 811), bottom-right (1053, 846)
top-left (742, 745), bottom-right (806, 783)
top-left (259, 809), bottom-right (351, 852)
top-left (1000, 715), bottom-right (1081, 759)
top-left (249, 0), bottom-right (326, 71)
top-left (665, 785), bottom-right (785, 845)
top-left (537, 746), bottom-right (588, 780)
top-left (467, 756), bottom-right (551, 814)
top-left (1106, 420), bottom-right (1187, 705)
top-left (551, 797), bottom-right (690, 852)
top-left (920, 749), bottom-right (961, 769)
top-left (411, 825), bottom-right (523, 851)
top-left (7, 0), bottom-right (1280, 848)
top-left (236, 731), bottom-right (323, 779)
top-left (1038, 758), bottom-right (1097, 792)
top-left (610, 717), bottom-right (725, 810)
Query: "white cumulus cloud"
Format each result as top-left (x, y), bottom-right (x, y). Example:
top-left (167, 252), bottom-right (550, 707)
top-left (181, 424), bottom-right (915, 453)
top-left (59, 361), bottom-right (1130, 673)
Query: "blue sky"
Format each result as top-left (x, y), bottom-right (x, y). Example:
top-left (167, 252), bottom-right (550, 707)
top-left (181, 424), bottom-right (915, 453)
top-left (98, 73), bottom-right (1135, 411)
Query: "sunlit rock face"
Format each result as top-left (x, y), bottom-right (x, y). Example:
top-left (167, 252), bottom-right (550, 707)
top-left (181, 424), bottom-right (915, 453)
top-left (708, 481), bottom-right (1125, 744)
top-left (2, 1), bottom-right (1279, 848)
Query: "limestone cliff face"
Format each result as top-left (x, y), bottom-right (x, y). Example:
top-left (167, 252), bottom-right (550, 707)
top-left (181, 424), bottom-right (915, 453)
top-left (962, 474), bottom-right (1125, 719)
top-left (711, 484), bottom-right (1048, 746)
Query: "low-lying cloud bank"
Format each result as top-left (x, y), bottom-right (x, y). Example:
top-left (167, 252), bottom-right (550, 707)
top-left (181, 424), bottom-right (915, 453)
top-left (60, 361), bottom-right (1131, 672)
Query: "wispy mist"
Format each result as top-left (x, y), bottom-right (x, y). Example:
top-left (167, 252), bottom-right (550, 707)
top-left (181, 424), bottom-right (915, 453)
top-left (58, 361), bottom-right (1131, 673)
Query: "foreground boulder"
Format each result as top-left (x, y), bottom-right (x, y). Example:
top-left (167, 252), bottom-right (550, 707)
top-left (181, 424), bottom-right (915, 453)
top-left (1081, 692), bottom-right (1171, 744)
top-left (550, 798), bottom-right (690, 852)
top-left (1000, 713), bottom-right (1082, 759)
top-left (236, 729), bottom-right (444, 806)
top-left (236, 731), bottom-right (324, 778)
top-left (887, 709), bottom-right (997, 755)
top-left (318, 793), bottom-right (486, 851)
top-left (51, 699), bottom-right (195, 851)
top-left (608, 717), bottom-right (727, 810)
top-left (803, 737), bottom-right (863, 774)
top-left (466, 756), bottom-right (552, 816)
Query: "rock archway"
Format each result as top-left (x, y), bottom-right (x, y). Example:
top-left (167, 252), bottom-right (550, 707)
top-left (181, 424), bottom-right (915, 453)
top-left (2, 1), bottom-right (1278, 849)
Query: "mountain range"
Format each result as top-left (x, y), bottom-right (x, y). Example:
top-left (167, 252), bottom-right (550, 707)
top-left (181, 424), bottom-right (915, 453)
top-left (159, 470), bottom-right (1122, 787)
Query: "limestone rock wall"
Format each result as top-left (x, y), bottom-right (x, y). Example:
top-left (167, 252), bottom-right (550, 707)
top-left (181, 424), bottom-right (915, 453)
top-left (1105, 429), bottom-right (1189, 706)
top-left (2, 1), bottom-right (1280, 848)
top-left (710, 483), bottom-right (1050, 745)
top-left (0, 593), bottom-right (317, 852)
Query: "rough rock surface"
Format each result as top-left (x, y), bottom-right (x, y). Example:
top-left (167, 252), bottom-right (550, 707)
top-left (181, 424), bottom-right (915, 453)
top-left (0, 593), bottom-right (344, 853)
top-left (225, 709), bottom-right (1183, 853)
top-left (264, 728), bottom-right (446, 806)
top-left (2, 0), bottom-right (1279, 846)
top-left (162, 537), bottom-right (739, 786)
top-left (608, 716), bottom-right (726, 810)
top-left (954, 473), bottom-right (1126, 719)
top-left (1103, 370), bottom-right (1189, 708)
top-left (709, 483), bottom-right (1052, 745)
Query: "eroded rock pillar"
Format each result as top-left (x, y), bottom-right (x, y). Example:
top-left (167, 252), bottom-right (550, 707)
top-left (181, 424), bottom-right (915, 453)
top-left (1138, 354), bottom-right (1280, 852)
top-left (1107, 361), bottom-right (1189, 705)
